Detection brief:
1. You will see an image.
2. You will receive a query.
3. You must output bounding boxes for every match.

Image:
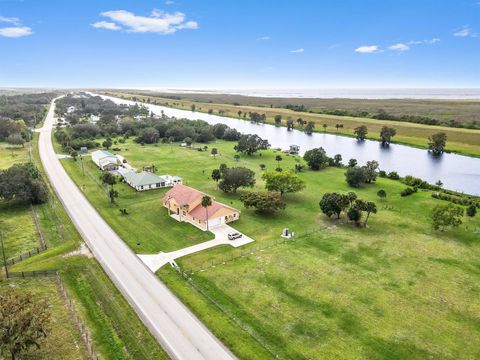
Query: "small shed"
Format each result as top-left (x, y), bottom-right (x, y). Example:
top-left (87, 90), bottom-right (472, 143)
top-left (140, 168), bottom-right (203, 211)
top-left (289, 145), bottom-right (300, 154)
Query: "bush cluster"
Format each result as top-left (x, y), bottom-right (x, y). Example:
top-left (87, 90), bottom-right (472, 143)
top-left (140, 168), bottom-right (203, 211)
top-left (431, 192), bottom-right (479, 208)
top-left (400, 187), bottom-right (417, 197)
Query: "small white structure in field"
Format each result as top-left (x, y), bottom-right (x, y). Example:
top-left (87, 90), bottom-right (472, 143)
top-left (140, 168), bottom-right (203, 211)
top-left (91, 150), bottom-right (119, 171)
top-left (281, 228), bottom-right (294, 239)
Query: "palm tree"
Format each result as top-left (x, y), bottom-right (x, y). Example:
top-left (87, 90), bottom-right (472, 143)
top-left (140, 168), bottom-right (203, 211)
top-left (201, 196), bottom-right (212, 230)
top-left (275, 155), bottom-right (283, 168)
top-left (364, 201), bottom-right (377, 227)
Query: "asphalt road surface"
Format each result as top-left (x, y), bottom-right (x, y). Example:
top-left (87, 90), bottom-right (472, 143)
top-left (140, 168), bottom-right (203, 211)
top-left (38, 98), bottom-right (236, 360)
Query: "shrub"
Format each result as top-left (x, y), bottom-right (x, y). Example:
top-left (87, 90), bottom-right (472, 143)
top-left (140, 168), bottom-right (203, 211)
top-left (345, 166), bottom-right (367, 187)
top-left (378, 170), bottom-right (387, 178)
top-left (387, 171), bottom-right (400, 180)
top-left (466, 205), bottom-right (477, 217)
top-left (401, 187), bottom-right (417, 197)
top-left (347, 207), bottom-right (362, 224)
top-left (431, 192), bottom-right (479, 208)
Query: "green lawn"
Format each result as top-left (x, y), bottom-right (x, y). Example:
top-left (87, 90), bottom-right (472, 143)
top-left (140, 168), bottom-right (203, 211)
top-left (0, 202), bottom-right (39, 260)
top-left (0, 278), bottom-right (87, 360)
top-left (58, 137), bottom-right (480, 359)
top-left (60, 151), bottom-right (212, 253)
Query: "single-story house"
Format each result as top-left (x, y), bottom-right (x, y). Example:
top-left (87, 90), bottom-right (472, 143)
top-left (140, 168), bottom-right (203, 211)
top-left (91, 150), bottom-right (119, 171)
top-left (163, 184), bottom-right (240, 231)
top-left (123, 171), bottom-right (182, 191)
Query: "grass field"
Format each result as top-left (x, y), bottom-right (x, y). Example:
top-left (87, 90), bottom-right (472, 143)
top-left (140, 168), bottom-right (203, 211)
top-left (0, 141), bottom-right (39, 261)
top-left (4, 132), bottom-right (169, 360)
top-left (105, 91), bottom-right (480, 157)
top-left (58, 136), bottom-right (480, 359)
top-left (0, 141), bottom-right (30, 168)
top-left (0, 278), bottom-right (87, 360)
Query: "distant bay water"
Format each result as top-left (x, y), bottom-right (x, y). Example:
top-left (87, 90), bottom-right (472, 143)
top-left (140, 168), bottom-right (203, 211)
top-left (159, 88), bottom-right (480, 100)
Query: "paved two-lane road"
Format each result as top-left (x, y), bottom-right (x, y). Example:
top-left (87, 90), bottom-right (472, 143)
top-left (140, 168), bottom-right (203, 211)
top-left (38, 99), bottom-right (236, 360)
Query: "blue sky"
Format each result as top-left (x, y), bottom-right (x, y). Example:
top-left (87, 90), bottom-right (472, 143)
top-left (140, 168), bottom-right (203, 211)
top-left (0, 0), bottom-right (479, 89)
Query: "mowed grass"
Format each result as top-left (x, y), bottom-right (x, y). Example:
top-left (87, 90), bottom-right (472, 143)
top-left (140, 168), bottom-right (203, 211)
top-left (60, 152), bottom-right (212, 253)
top-left (0, 278), bottom-right (87, 360)
top-left (107, 92), bottom-right (480, 157)
top-left (124, 140), bottom-right (479, 359)
top-left (57, 136), bottom-right (480, 358)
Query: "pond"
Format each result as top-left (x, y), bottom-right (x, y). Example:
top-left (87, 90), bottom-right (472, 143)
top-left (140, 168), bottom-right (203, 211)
top-left (100, 94), bottom-right (480, 196)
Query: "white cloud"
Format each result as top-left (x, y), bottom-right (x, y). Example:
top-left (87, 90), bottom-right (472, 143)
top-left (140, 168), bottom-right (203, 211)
top-left (256, 35), bottom-right (270, 41)
top-left (289, 48), bottom-right (304, 53)
top-left (93, 9), bottom-right (198, 34)
top-left (454, 26), bottom-right (471, 37)
top-left (0, 26), bottom-right (33, 38)
top-left (91, 21), bottom-right (121, 31)
top-left (165, 0), bottom-right (175, 4)
top-left (0, 16), bottom-right (20, 24)
top-left (355, 45), bottom-right (379, 53)
top-left (409, 38), bottom-right (440, 45)
top-left (389, 43), bottom-right (410, 51)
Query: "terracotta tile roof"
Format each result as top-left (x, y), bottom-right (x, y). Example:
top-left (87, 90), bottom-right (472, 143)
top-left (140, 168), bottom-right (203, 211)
top-left (189, 202), bottom-right (226, 221)
top-left (163, 184), bottom-right (204, 206)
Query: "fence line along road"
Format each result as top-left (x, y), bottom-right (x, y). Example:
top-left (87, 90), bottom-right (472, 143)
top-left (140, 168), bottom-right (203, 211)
top-left (38, 98), bottom-right (236, 360)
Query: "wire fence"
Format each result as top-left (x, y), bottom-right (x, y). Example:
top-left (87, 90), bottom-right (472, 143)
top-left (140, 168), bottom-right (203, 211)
top-left (31, 204), bottom-right (47, 248)
top-left (6, 245), bottom-right (48, 266)
top-left (170, 227), bottom-right (326, 360)
top-left (183, 227), bottom-right (323, 275)
top-left (56, 274), bottom-right (98, 360)
top-left (7, 269), bottom-right (58, 279)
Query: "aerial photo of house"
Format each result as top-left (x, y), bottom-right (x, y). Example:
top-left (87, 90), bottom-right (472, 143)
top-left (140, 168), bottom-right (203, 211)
top-left (163, 184), bottom-right (240, 231)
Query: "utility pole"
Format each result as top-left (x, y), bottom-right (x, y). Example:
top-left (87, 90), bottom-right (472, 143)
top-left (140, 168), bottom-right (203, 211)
top-left (0, 232), bottom-right (9, 279)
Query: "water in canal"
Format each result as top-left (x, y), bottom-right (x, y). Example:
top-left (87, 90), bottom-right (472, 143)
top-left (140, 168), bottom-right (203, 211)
top-left (100, 94), bottom-right (480, 196)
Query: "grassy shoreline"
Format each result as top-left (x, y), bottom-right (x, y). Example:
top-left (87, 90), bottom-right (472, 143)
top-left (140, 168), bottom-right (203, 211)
top-left (102, 91), bottom-right (480, 158)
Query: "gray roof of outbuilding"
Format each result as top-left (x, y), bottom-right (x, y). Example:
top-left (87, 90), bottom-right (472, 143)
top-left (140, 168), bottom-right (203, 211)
top-left (123, 171), bottom-right (166, 187)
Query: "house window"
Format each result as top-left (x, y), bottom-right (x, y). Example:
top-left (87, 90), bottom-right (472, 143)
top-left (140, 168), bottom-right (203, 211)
top-left (161, 182), bottom-right (165, 187)
top-left (199, 219), bottom-right (201, 224)
top-left (140, 186), bottom-right (144, 190)
top-left (225, 216), bottom-right (228, 220)
top-left (233, 213), bottom-right (237, 218)
top-left (183, 211), bottom-right (186, 216)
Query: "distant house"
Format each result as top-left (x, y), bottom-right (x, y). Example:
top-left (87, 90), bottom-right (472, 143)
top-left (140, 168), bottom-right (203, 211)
top-left (122, 171), bottom-right (182, 191)
top-left (91, 150), bottom-right (119, 171)
top-left (289, 144), bottom-right (300, 154)
top-left (163, 184), bottom-right (240, 231)
top-left (80, 147), bottom-right (88, 154)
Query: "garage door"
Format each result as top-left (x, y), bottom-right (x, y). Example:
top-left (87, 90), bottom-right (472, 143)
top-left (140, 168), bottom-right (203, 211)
top-left (208, 217), bottom-right (222, 228)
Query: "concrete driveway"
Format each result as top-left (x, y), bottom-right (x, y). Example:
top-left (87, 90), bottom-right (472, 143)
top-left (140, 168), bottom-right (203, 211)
top-left (138, 224), bottom-right (254, 272)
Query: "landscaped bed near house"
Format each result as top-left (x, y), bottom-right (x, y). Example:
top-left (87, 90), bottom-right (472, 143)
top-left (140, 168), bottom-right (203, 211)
top-left (59, 137), bottom-right (480, 359)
